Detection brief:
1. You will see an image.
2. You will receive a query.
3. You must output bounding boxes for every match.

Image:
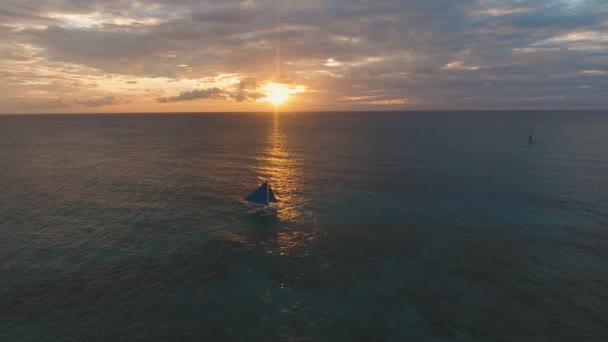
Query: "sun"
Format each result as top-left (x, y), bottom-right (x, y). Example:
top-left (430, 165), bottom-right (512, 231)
top-left (262, 83), bottom-right (291, 105)
top-left (260, 82), bottom-right (306, 105)
top-left (267, 89), bottom-right (290, 105)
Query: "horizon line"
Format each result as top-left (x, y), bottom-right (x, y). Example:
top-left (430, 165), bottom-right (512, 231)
top-left (1, 109), bottom-right (607, 116)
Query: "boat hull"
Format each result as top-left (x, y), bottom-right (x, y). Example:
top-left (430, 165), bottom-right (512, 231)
top-left (244, 205), bottom-right (278, 215)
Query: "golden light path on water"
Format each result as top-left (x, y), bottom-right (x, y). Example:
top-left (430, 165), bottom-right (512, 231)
top-left (254, 112), bottom-right (304, 222)
top-left (226, 112), bottom-right (317, 259)
top-left (252, 112), bottom-right (322, 262)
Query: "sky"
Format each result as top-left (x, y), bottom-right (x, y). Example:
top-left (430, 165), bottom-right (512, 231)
top-left (1, 0), bottom-right (607, 113)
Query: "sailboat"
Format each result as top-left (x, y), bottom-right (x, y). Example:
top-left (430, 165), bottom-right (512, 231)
top-left (243, 181), bottom-right (278, 215)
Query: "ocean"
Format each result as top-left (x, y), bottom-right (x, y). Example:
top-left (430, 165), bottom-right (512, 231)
top-left (1, 111), bottom-right (607, 341)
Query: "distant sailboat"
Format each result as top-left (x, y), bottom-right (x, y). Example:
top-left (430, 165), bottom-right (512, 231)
top-left (243, 181), bottom-right (278, 215)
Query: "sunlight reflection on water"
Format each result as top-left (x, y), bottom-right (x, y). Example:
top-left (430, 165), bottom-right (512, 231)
top-left (253, 113), bottom-right (305, 222)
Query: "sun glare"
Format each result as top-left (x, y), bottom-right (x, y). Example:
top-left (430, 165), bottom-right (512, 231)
top-left (260, 83), bottom-right (305, 105)
top-left (268, 89), bottom-right (289, 104)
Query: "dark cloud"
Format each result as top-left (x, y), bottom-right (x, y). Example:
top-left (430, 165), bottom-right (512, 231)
top-left (233, 78), bottom-right (264, 102)
top-left (234, 90), bottom-right (265, 102)
top-left (157, 84), bottom-right (266, 103)
top-left (157, 87), bottom-right (226, 102)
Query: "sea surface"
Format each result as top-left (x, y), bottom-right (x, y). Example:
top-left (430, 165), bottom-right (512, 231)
top-left (1, 111), bottom-right (607, 341)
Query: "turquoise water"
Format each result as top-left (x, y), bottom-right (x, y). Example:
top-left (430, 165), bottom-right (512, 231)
top-left (1, 112), bottom-right (607, 341)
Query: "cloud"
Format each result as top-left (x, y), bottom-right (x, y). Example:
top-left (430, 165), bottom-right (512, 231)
top-left (157, 82), bottom-right (267, 103)
top-left (471, 7), bottom-right (535, 18)
top-left (1, 0), bottom-right (608, 112)
top-left (74, 95), bottom-right (128, 107)
top-left (233, 78), bottom-right (265, 102)
top-left (581, 70), bottom-right (608, 76)
top-left (157, 87), bottom-right (226, 102)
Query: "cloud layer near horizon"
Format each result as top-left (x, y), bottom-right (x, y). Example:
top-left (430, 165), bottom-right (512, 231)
top-left (1, 0), bottom-right (607, 112)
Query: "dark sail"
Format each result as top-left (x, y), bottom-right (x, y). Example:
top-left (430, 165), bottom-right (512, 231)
top-left (244, 181), bottom-right (278, 205)
top-left (268, 185), bottom-right (278, 203)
